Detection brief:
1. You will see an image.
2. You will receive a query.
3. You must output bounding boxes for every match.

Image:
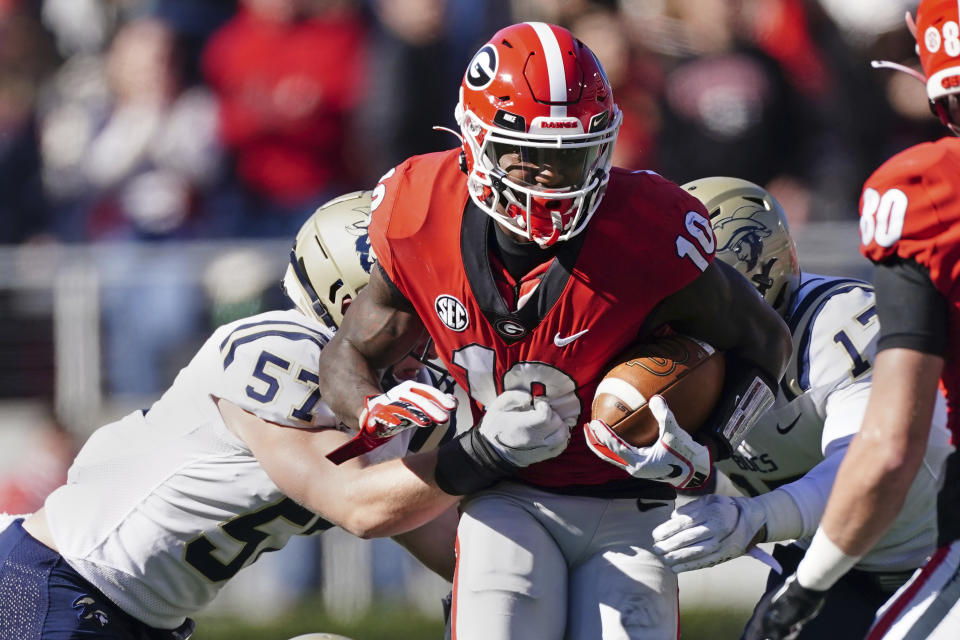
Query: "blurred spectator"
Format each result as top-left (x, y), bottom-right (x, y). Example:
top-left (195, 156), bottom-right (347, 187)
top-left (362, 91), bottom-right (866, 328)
top-left (202, 0), bottom-right (368, 238)
top-left (0, 2), bottom-right (58, 244)
top-left (508, 0), bottom-right (608, 25)
top-left (571, 5), bottom-right (661, 171)
top-left (39, 17), bottom-right (223, 240)
top-left (631, 0), bottom-right (822, 226)
top-left (41, 0), bottom-right (118, 57)
top-left (356, 0), bottom-right (513, 179)
top-left (202, 247), bottom-right (288, 328)
top-left (38, 16), bottom-right (222, 394)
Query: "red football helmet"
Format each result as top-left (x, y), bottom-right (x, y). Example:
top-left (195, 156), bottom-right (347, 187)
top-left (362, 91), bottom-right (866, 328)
top-left (917, 0), bottom-right (960, 133)
top-left (455, 22), bottom-right (622, 247)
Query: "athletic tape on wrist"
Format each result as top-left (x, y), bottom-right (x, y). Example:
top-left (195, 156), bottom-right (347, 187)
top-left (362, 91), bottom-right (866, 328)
top-left (753, 489), bottom-right (805, 542)
top-left (795, 527), bottom-right (862, 591)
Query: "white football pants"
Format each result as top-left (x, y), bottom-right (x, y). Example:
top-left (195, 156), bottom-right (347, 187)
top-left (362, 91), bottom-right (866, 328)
top-left (866, 539), bottom-right (960, 639)
top-left (451, 482), bottom-right (678, 640)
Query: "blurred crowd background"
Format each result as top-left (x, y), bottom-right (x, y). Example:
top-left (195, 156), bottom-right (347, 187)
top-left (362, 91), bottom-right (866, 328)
top-left (0, 0), bottom-right (937, 632)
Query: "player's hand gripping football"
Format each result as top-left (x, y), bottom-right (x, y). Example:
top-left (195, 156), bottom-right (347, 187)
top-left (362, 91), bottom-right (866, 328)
top-left (327, 380), bottom-right (457, 464)
top-left (743, 573), bottom-right (827, 640)
top-left (652, 494), bottom-right (767, 572)
top-left (584, 395), bottom-right (711, 489)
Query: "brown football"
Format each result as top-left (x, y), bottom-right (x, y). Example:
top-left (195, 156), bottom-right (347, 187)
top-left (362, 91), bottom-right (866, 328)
top-left (591, 334), bottom-right (725, 447)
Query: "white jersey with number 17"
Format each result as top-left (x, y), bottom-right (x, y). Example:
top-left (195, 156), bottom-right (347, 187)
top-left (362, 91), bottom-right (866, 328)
top-left (717, 273), bottom-right (953, 573)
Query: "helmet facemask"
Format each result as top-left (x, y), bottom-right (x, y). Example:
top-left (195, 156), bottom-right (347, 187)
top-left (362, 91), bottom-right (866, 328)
top-left (458, 105), bottom-right (620, 248)
top-left (455, 22), bottom-right (622, 248)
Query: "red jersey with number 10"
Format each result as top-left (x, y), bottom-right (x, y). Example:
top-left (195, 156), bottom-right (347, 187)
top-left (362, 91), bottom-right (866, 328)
top-left (369, 148), bottom-right (714, 488)
top-left (859, 136), bottom-right (960, 438)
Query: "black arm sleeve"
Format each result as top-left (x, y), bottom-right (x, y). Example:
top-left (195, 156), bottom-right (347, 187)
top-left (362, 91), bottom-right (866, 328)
top-left (873, 258), bottom-right (948, 356)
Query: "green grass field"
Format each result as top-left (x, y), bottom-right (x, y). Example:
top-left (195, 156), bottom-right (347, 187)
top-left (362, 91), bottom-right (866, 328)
top-left (194, 603), bottom-right (753, 639)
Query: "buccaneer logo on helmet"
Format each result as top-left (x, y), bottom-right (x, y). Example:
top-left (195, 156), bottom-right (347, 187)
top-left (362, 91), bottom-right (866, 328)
top-left (683, 177), bottom-right (800, 317)
top-left (342, 215), bottom-right (374, 274)
top-left (715, 213), bottom-right (773, 271)
top-left (283, 191), bottom-right (375, 330)
top-left (455, 21), bottom-right (622, 248)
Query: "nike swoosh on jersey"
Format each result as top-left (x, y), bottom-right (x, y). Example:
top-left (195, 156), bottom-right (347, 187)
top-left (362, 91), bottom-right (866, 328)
top-left (554, 329), bottom-right (589, 347)
top-left (776, 415), bottom-right (802, 435)
top-left (636, 499), bottom-right (670, 512)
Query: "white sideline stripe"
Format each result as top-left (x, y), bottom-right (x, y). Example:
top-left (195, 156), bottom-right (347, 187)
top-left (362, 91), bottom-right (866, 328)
top-left (526, 21), bottom-right (567, 118)
top-left (595, 378), bottom-right (647, 410)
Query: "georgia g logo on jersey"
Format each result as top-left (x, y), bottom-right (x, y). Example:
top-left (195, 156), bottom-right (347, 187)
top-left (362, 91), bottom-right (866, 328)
top-left (465, 44), bottom-right (498, 90)
top-left (436, 295), bottom-right (469, 331)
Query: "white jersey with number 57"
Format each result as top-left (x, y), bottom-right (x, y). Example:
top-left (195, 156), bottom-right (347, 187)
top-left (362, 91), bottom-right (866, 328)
top-left (717, 273), bottom-right (953, 572)
top-left (41, 309), bottom-right (454, 629)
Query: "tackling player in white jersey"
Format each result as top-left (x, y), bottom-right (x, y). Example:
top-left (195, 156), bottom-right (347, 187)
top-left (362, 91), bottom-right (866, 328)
top-left (649, 177), bottom-right (954, 639)
top-left (0, 191), bottom-right (570, 639)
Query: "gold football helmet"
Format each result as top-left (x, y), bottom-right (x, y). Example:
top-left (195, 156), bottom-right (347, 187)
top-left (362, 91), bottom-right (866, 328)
top-left (683, 177), bottom-right (800, 317)
top-left (283, 190), bottom-right (374, 329)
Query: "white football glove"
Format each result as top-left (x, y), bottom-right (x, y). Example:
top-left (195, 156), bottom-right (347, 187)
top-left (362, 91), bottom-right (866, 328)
top-left (584, 395), bottom-right (711, 489)
top-left (434, 390), bottom-right (571, 495)
top-left (327, 380), bottom-right (457, 464)
top-left (478, 390), bottom-right (570, 467)
top-left (652, 494), bottom-right (767, 572)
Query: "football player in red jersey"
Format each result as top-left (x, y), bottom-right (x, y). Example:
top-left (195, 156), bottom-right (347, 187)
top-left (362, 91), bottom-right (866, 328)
top-left (746, 2), bottom-right (960, 639)
top-left (317, 22), bottom-right (791, 639)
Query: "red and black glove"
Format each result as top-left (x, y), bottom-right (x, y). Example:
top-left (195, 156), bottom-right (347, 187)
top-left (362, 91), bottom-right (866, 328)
top-left (326, 380), bottom-right (457, 464)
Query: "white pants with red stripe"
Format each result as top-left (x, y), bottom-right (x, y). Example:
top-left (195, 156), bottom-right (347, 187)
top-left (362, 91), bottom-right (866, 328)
top-left (866, 540), bottom-right (960, 639)
top-left (450, 482), bottom-right (678, 640)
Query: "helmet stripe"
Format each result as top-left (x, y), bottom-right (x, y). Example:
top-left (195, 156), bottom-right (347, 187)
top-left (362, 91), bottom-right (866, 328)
top-left (526, 21), bottom-right (567, 118)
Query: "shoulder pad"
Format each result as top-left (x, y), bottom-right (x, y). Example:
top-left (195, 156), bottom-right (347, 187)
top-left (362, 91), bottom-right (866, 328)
top-left (215, 313), bottom-right (337, 428)
top-left (782, 277), bottom-right (877, 397)
top-left (368, 148), bottom-right (466, 285)
top-left (860, 138), bottom-right (960, 264)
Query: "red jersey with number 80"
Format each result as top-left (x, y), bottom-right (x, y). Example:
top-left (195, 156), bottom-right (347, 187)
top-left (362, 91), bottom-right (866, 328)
top-left (369, 148), bottom-right (714, 488)
top-left (859, 136), bottom-right (960, 438)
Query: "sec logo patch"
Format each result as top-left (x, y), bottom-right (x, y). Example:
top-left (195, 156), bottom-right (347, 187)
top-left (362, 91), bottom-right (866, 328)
top-left (435, 295), bottom-right (468, 331)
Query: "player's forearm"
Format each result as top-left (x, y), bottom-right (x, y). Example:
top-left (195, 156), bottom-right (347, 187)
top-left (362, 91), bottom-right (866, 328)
top-left (819, 431), bottom-right (925, 556)
top-left (331, 450), bottom-right (459, 538)
top-left (776, 444), bottom-right (846, 540)
top-left (714, 260), bottom-right (792, 382)
top-left (316, 337), bottom-right (384, 429)
top-left (794, 436), bottom-right (921, 591)
top-left (820, 348), bottom-right (942, 556)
